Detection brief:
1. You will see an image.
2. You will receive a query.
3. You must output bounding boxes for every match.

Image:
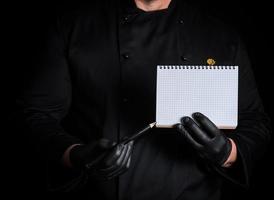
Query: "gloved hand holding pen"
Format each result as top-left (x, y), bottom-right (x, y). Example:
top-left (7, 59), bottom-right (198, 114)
top-left (69, 139), bottom-right (134, 180)
top-left (64, 122), bottom-right (155, 180)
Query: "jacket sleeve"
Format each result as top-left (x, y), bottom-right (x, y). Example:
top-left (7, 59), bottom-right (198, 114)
top-left (215, 37), bottom-right (271, 187)
top-left (18, 16), bottom-right (81, 165)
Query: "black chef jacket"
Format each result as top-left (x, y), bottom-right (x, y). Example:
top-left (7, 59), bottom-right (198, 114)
top-left (19, 0), bottom-right (271, 199)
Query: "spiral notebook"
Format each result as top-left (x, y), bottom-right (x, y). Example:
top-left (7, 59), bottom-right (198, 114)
top-left (156, 65), bottom-right (238, 129)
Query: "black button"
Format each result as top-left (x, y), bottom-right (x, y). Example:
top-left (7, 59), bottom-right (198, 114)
top-left (181, 55), bottom-right (188, 61)
top-left (124, 16), bottom-right (129, 21)
top-left (122, 54), bottom-right (130, 59)
top-left (122, 16), bottom-right (130, 24)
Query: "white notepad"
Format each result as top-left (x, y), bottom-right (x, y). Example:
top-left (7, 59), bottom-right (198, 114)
top-left (156, 65), bottom-right (238, 129)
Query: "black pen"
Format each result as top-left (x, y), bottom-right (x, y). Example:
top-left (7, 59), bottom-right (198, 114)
top-left (85, 122), bottom-right (156, 169)
top-left (119, 122), bottom-right (157, 144)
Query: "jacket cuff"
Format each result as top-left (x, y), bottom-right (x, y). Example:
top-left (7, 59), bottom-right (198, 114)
top-left (212, 137), bottom-right (249, 188)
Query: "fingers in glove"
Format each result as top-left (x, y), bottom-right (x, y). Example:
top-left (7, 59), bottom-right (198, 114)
top-left (107, 156), bottom-right (132, 180)
top-left (98, 143), bottom-right (129, 175)
top-left (93, 155), bottom-right (132, 182)
top-left (100, 141), bottom-right (133, 174)
top-left (126, 154), bottom-right (132, 168)
top-left (176, 123), bottom-right (202, 150)
top-left (192, 112), bottom-right (220, 138)
top-left (181, 117), bottom-right (211, 145)
top-left (97, 144), bottom-right (124, 169)
top-left (104, 141), bottom-right (134, 179)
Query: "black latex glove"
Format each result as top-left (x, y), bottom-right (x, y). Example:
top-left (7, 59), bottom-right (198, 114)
top-left (69, 138), bottom-right (134, 180)
top-left (176, 112), bottom-right (232, 166)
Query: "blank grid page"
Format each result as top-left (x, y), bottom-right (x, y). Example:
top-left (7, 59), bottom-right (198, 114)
top-left (156, 65), bottom-right (238, 129)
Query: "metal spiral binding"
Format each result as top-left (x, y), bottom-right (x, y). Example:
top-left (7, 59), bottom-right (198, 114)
top-left (158, 65), bottom-right (236, 70)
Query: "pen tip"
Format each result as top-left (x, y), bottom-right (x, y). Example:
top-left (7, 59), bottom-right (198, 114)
top-left (149, 122), bottom-right (157, 128)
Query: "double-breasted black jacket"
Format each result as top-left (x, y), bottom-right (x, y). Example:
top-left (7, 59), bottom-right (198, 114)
top-left (19, 0), bottom-right (271, 199)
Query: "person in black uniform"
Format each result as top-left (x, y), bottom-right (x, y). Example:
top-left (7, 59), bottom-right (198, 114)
top-left (18, 0), bottom-right (271, 199)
